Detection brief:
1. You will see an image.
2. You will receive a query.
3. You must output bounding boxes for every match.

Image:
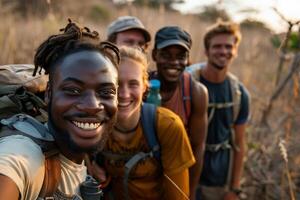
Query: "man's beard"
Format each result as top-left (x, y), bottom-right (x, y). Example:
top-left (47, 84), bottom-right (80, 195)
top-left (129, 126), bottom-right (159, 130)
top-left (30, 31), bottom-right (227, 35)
top-left (210, 60), bottom-right (225, 71)
top-left (47, 100), bottom-right (116, 155)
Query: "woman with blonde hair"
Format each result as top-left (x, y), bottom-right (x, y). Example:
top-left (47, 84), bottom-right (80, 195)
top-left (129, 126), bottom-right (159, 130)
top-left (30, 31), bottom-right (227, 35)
top-left (92, 46), bottom-right (195, 200)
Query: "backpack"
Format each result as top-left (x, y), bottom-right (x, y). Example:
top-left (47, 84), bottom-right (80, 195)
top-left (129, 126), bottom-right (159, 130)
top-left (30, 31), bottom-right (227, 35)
top-left (0, 64), bottom-right (48, 122)
top-left (100, 103), bottom-right (160, 200)
top-left (0, 64), bottom-right (61, 198)
top-left (0, 114), bottom-right (61, 199)
top-left (187, 62), bottom-right (241, 151)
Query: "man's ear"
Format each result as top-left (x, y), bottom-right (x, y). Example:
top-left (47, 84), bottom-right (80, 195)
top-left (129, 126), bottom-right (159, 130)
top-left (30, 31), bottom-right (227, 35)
top-left (44, 82), bottom-right (51, 106)
top-left (204, 49), bottom-right (208, 57)
top-left (152, 49), bottom-right (157, 62)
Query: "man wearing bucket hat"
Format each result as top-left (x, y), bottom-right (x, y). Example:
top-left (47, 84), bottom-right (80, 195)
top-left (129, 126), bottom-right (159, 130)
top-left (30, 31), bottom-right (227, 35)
top-left (107, 16), bottom-right (151, 51)
top-left (152, 26), bottom-right (208, 200)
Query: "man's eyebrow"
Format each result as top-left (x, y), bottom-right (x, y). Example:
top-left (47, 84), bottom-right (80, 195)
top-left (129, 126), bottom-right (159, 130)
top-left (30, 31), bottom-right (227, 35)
top-left (62, 77), bottom-right (84, 85)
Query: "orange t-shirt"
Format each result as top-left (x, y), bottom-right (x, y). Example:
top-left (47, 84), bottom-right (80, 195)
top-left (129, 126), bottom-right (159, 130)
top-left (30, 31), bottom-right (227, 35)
top-left (103, 107), bottom-right (195, 200)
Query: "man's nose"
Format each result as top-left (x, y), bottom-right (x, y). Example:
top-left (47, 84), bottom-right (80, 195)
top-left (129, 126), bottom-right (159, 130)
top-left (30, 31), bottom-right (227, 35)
top-left (77, 92), bottom-right (104, 114)
top-left (170, 58), bottom-right (180, 65)
top-left (219, 46), bottom-right (228, 54)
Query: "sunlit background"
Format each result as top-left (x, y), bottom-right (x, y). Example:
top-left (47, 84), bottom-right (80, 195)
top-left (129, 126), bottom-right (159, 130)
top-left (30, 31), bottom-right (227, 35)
top-left (174, 0), bottom-right (299, 33)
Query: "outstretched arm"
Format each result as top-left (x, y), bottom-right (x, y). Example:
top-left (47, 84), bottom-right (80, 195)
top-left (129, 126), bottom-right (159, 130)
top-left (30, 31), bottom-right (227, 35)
top-left (188, 80), bottom-right (208, 200)
top-left (0, 175), bottom-right (19, 200)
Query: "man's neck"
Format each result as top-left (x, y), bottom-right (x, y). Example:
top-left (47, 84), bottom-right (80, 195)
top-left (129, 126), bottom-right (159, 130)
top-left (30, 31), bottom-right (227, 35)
top-left (58, 143), bottom-right (85, 164)
top-left (202, 63), bottom-right (229, 83)
top-left (159, 76), bottom-right (180, 102)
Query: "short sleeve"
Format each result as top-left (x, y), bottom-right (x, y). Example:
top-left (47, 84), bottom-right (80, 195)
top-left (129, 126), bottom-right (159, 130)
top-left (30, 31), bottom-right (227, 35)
top-left (0, 135), bottom-right (45, 199)
top-left (156, 107), bottom-right (195, 175)
top-left (235, 83), bottom-right (250, 125)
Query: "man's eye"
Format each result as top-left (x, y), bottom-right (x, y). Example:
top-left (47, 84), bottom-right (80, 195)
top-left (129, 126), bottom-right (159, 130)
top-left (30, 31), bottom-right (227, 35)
top-left (63, 87), bottom-right (81, 95)
top-left (160, 53), bottom-right (171, 59)
top-left (177, 54), bottom-right (187, 60)
top-left (98, 89), bottom-right (116, 98)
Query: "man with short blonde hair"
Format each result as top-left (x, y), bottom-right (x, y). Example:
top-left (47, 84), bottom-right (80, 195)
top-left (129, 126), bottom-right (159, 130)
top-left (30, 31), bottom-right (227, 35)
top-left (188, 21), bottom-right (250, 200)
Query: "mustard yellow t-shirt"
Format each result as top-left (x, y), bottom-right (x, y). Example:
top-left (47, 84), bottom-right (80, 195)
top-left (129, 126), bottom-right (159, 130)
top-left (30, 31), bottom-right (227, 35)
top-left (104, 107), bottom-right (195, 200)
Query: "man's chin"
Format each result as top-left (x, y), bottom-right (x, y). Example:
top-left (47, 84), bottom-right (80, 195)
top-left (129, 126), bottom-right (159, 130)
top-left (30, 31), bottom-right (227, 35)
top-left (71, 121), bottom-right (114, 154)
top-left (212, 62), bottom-right (226, 70)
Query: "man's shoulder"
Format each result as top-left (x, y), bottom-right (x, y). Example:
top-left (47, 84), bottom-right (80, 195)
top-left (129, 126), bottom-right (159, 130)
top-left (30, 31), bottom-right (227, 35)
top-left (0, 134), bottom-right (45, 169)
top-left (0, 135), bottom-right (45, 198)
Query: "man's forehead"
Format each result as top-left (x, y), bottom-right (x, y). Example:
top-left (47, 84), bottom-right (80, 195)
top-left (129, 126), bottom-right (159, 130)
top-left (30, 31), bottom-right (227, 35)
top-left (159, 45), bottom-right (188, 53)
top-left (59, 51), bottom-right (109, 68)
top-left (53, 50), bottom-right (117, 81)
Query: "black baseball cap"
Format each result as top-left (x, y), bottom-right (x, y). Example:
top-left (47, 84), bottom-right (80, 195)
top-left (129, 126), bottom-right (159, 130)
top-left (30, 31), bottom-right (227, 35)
top-left (154, 26), bottom-right (192, 51)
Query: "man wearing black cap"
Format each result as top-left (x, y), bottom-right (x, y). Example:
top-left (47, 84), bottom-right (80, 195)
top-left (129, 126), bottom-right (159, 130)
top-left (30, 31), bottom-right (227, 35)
top-left (107, 16), bottom-right (151, 51)
top-left (152, 26), bottom-right (208, 200)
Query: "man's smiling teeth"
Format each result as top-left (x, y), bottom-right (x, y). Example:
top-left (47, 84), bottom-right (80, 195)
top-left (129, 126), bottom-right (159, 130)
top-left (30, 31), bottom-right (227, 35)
top-left (72, 121), bottom-right (100, 130)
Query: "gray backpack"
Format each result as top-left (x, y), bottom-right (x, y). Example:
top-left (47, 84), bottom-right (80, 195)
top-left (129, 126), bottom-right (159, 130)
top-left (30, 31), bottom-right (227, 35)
top-left (0, 64), bottom-right (48, 122)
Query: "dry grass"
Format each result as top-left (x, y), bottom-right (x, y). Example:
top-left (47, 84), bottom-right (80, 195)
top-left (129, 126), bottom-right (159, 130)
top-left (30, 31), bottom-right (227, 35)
top-left (1, 0), bottom-right (299, 199)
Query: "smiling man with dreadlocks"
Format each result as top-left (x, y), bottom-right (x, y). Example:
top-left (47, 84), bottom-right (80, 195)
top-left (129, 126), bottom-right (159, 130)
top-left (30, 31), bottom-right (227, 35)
top-left (0, 19), bottom-right (120, 200)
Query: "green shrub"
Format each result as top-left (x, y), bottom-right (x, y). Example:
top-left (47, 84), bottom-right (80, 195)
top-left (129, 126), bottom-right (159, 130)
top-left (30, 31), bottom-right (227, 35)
top-left (89, 4), bottom-right (110, 22)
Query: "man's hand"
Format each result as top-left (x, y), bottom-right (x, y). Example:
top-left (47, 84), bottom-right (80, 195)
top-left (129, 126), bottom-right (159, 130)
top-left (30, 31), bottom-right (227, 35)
top-left (223, 191), bottom-right (239, 200)
top-left (85, 155), bottom-right (107, 183)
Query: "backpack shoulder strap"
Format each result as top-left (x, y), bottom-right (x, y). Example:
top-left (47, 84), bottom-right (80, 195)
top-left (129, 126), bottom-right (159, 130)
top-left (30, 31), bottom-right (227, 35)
top-left (141, 103), bottom-right (160, 161)
top-left (122, 103), bottom-right (160, 200)
top-left (227, 72), bottom-right (242, 123)
top-left (187, 62), bottom-right (206, 81)
top-left (39, 155), bottom-right (61, 198)
top-left (0, 114), bottom-right (61, 198)
top-left (181, 72), bottom-right (192, 121)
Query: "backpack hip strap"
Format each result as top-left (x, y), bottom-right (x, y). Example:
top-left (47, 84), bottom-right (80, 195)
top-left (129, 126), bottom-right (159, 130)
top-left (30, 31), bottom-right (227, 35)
top-left (205, 139), bottom-right (231, 152)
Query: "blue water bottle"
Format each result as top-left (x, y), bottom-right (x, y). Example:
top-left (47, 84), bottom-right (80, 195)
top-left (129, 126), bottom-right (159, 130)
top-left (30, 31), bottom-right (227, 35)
top-left (147, 79), bottom-right (162, 106)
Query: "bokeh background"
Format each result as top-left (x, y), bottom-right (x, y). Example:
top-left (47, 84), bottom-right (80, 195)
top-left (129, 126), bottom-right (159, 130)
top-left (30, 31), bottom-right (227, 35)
top-left (0, 0), bottom-right (299, 199)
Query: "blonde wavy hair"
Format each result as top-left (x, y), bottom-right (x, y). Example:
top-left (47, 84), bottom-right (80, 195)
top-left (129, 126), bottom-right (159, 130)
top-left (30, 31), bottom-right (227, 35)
top-left (119, 46), bottom-right (149, 89)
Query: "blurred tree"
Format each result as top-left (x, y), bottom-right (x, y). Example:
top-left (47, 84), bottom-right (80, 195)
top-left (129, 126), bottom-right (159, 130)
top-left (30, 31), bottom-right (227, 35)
top-left (89, 4), bottom-right (111, 22)
top-left (1, 0), bottom-right (58, 18)
top-left (240, 19), bottom-right (269, 31)
top-left (198, 5), bottom-right (231, 22)
top-left (271, 32), bottom-right (300, 51)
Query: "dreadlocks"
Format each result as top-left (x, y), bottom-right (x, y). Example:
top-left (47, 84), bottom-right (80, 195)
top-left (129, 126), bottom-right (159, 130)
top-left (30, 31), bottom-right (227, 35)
top-left (33, 19), bottom-right (120, 77)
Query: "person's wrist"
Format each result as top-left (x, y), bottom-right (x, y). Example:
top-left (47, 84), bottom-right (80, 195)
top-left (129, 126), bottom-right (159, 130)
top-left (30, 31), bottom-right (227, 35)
top-left (230, 187), bottom-right (242, 196)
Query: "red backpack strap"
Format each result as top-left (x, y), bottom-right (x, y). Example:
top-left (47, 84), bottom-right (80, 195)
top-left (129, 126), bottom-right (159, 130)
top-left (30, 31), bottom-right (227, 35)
top-left (181, 72), bottom-right (192, 120)
top-left (38, 154), bottom-right (61, 198)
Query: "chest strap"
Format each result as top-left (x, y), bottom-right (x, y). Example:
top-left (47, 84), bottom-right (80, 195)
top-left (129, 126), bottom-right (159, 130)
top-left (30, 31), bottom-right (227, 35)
top-left (123, 147), bottom-right (159, 200)
top-left (205, 139), bottom-right (231, 152)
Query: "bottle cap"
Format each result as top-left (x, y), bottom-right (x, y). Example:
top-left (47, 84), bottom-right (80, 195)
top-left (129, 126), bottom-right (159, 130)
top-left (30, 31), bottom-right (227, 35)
top-left (149, 79), bottom-right (160, 89)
